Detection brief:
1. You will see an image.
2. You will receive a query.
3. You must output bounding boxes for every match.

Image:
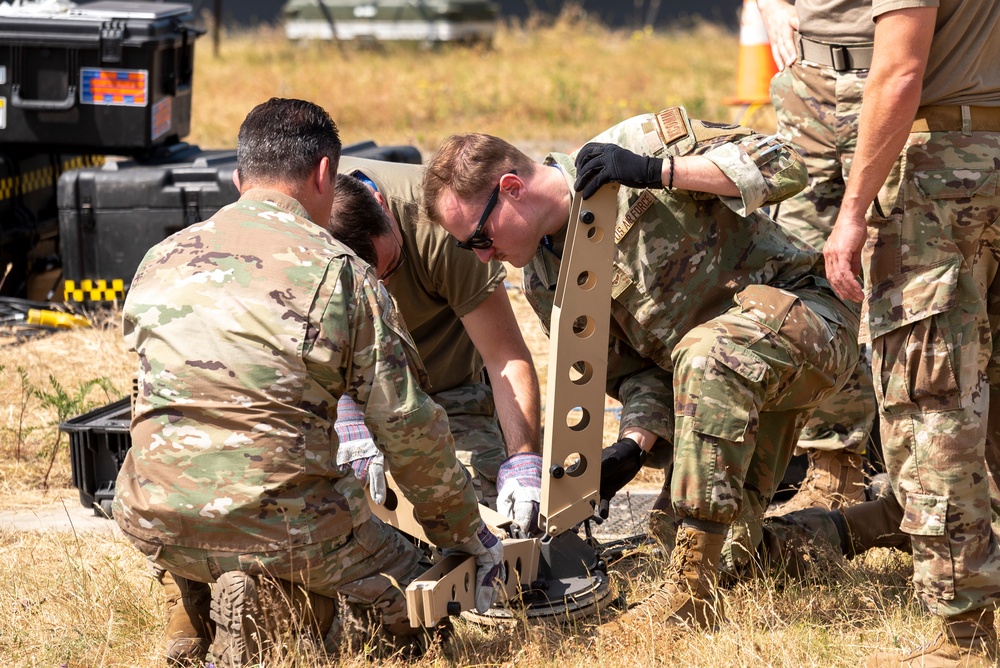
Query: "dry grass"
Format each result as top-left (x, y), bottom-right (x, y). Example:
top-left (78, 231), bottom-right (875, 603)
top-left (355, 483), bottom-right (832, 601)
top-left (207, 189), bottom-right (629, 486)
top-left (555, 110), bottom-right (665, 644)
top-left (0, 13), bottom-right (926, 668)
top-left (188, 12), bottom-right (756, 157)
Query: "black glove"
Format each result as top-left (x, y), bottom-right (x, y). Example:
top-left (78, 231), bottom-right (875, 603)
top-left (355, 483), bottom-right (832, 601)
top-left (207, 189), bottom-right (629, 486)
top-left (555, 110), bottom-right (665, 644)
top-left (574, 142), bottom-right (664, 199)
top-left (598, 437), bottom-right (647, 519)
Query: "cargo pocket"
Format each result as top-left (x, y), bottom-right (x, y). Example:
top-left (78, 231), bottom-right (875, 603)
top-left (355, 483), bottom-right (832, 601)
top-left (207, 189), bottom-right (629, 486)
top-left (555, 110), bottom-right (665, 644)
top-left (863, 208), bottom-right (902, 292)
top-left (900, 492), bottom-right (954, 600)
top-left (691, 347), bottom-right (767, 443)
top-left (734, 284), bottom-right (799, 334)
top-left (873, 315), bottom-right (962, 415)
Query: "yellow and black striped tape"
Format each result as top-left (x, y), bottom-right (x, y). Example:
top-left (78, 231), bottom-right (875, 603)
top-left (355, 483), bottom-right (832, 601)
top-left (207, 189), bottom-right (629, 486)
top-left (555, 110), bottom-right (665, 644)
top-left (64, 278), bottom-right (125, 303)
top-left (0, 155), bottom-right (105, 202)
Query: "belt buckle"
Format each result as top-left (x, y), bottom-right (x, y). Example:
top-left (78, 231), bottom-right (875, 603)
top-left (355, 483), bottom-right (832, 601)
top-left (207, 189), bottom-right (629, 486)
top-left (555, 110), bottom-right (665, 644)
top-left (831, 45), bottom-right (849, 72)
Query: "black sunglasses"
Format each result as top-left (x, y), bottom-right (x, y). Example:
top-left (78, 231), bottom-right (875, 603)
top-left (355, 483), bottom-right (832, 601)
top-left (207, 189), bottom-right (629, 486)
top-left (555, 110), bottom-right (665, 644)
top-left (455, 171), bottom-right (515, 251)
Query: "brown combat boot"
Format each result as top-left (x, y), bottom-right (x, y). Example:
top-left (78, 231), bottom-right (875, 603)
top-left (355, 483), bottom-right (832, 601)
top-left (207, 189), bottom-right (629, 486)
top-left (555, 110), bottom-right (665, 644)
top-left (841, 487), bottom-right (910, 558)
top-left (599, 522), bottom-right (727, 636)
top-left (775, 450), bottom-right (866, 513)
top-left (210, 572), bottom-right (338, 667)
top-left (866, 609), bottom-right (997, 667)
top-left (210, 571), bottom-right (262, 668)
top-left (162, 571), bottom-right (213, 667)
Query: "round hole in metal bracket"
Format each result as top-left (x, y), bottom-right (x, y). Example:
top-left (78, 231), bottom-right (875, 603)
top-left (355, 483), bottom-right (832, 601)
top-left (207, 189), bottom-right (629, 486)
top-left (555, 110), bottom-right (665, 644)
top-left (568, 361), bottom-right (593, 385)
top-left (464, 572), bottom-right (471, 592)
top-left (572, 315), bottom-right (595, 338)
top-left (576, 270), bottom-right (597, 290)
top-left (503, 561), bottom-right (510, 585)
top-left (563, 452), bottom-right (587, 477)
top-left (566, 407), bottom-right (590, 431)
top-left (515, 557), bottom-right (523, 577)
top-left (587, 226), bottom-right (604, 242)
top-left (383, 488), bottom-right (398, 511)
top-left (451, 584), bottom-right (457, 599)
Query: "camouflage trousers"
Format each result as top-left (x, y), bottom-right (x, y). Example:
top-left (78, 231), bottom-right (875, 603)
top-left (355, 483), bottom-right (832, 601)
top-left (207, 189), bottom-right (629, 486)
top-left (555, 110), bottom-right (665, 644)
top-left (864, 127), bottom-right (1000, 616)
top-left (123, 515), bottom-right (424, 628)
top-left (432, 380), bottom-right (506, 509)
top-left (633, 284), bottom-right (860, 568)
top-left (770, 60), bottom-right (876, 458)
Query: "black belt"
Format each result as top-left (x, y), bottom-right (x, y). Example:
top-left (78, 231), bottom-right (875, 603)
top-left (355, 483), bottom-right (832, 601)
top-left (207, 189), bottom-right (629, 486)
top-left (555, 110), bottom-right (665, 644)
top-left (797, 34), bottom-right (874, 72)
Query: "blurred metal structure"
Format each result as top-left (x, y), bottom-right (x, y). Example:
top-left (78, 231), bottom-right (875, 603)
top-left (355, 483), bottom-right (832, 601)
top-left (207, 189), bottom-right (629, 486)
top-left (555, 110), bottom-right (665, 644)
top-left (281, 0), bottom-right (499, 44)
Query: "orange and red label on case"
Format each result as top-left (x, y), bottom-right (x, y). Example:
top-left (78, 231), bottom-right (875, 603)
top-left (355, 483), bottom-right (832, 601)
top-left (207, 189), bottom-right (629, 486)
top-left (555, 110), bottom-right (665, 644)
top-left (80, 68), bottom-right (148, 106)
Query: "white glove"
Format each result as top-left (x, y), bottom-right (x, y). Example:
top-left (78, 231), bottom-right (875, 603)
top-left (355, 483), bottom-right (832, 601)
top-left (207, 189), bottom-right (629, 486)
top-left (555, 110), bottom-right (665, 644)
top-left (496, 452), bottom-right (542, 536)
top-left (337, 439), bottom-right (386, 505)
top-left (444, 521), bottom-right (505, 613)
top-left (335, 395), bottom-right (386, 505)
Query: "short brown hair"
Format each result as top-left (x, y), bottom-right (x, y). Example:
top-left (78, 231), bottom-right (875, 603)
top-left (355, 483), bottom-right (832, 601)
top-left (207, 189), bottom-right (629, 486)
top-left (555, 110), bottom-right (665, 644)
top-left (328, 174), bottom-right (393, 267)
top-left (237, 97), bottom-right (341, 187)
top-left (422, 133), bottom-right (535, 226)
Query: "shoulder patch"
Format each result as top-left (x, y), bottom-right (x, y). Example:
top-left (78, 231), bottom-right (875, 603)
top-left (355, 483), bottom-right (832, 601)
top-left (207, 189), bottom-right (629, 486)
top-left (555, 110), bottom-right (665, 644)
top-left (610, 266), bottom-right (633, 300)
top-left (655, 108), bottom-right (688, 147)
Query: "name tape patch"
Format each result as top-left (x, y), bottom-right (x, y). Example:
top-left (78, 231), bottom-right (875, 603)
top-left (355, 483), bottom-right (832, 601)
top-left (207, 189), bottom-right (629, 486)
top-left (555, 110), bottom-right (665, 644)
top-left (614, 189), bottom-right (656, 243)
top-left (655, 108), bottom-right (687, 147)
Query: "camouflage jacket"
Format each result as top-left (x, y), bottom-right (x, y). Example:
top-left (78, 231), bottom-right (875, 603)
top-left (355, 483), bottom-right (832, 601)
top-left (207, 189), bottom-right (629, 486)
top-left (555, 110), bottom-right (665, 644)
top-left (114, 189), bottom-right (480, 552)
top-left (523, 108), bottom-right (852, 408)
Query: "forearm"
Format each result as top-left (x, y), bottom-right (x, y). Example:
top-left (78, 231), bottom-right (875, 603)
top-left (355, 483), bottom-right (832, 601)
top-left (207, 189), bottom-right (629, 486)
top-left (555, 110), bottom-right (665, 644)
top-left (489, 357), bottom-right (542, 456)
top-left (665, 155), bottom-right (740, 198)
top-left (839, 64), bottom-right (922, 222)
top-left (461, 287), bottom-right (542, 456)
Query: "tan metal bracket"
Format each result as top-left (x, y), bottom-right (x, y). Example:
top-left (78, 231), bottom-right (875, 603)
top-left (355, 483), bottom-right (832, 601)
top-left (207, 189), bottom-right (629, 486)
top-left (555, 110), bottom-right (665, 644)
top-left (405, 538), bottom-right (541, 628)
top-left (539, 184), bottom-right (619, 535)
top-left (369, 472), bottom-right (512, 544)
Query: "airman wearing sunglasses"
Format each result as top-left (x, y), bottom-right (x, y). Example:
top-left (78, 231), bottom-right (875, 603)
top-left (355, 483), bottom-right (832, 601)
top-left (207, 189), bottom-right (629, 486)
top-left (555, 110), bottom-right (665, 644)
top-left (421, 109), bottom-right (862, 634)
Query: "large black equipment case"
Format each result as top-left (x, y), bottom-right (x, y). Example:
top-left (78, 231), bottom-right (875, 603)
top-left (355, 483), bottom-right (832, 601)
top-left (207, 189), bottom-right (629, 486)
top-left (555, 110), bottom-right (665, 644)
top-left (62, 396), bottom-right (131, 518)
top-left (56, 141), bottom-right (422, 300)
top-left (57, 142), bottom-right (239, 295)
top-left (0, 1), bottom-right (201, 156)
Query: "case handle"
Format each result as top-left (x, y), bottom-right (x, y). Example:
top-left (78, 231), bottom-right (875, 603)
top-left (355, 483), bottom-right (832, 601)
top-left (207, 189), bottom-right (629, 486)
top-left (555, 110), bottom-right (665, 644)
top-left (11, 83), bottom-right (77, 111)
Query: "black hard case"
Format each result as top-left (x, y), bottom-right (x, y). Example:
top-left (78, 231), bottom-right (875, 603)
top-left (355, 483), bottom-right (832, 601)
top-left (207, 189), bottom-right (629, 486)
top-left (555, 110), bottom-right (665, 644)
top-left (0, 1), bottom-right (201, 155)
top-left (57, 142), bottom-right (239, 287)
top-left (61, 396), bottom-right (131, 518)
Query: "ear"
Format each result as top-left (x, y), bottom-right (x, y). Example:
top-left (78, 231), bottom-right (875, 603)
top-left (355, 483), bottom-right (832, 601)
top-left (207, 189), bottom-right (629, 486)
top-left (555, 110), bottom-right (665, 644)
top-left (500, 171), bottom-right (523, 200)
top-left (232, 168), bottom-right (242, 191)
top-left (314, 156), bottom-right (333, 195)
top-left (373, 190), bottom-right (392, 216)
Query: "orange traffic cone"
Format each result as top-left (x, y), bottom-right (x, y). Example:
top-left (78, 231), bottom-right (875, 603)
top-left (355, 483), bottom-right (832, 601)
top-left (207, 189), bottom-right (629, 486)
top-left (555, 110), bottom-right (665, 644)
top-left (725, 0), bottom-right (779, 106)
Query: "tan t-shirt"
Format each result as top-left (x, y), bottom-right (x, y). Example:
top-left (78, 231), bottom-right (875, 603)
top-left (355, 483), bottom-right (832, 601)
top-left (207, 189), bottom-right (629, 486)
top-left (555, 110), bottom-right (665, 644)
top-left (872, 0), bottom-right (1000, 107)
top-left (797, 0), bottom-right (875, 43)
top-left (338, 157), bottom-right (506, 393)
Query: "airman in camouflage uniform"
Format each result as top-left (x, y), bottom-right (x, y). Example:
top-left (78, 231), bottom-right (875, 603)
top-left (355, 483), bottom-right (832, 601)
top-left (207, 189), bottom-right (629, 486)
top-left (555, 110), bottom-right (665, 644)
top-left (757, 0), bottom-right (877, 511)
top-left (421, 107), bottom-right (861, 633)
top-left (113, 98), bottom-right (500, 667)
top-left (824, 3), bottom-right (1000, 665)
